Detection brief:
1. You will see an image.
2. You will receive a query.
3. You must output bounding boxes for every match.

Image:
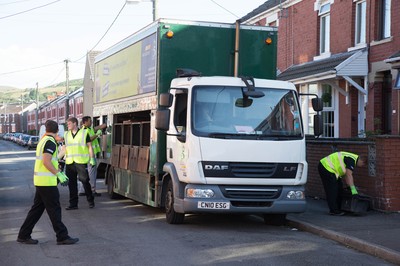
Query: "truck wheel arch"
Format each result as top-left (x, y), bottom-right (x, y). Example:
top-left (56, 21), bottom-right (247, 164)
top-left (162, 162), bottom-right (184, 198)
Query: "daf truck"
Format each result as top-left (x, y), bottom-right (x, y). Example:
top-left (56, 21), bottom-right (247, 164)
top-left (93, 19), bottom-right (322, 224)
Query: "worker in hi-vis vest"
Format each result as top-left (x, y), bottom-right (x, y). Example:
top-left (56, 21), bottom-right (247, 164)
top-left (78, 116), bottom-right (106, 197)
top-left (17, 120), bottom-right (79, 245)
top-left (318, 151), bottom-right (366, 216)
top-left (64, 117), bottom-right (95, 210)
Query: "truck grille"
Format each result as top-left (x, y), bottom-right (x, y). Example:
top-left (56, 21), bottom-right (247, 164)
top-left (230, 162), bottom-right (277, 178)
top-left (202, 161), bottom-right (298, 178)
top-left (220, 185), bottom-right (282, 199)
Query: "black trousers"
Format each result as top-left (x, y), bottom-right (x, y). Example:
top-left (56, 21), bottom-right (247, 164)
top-left (18, 186), bottom-right (69, 241)
top-left (65, 162), bottom-right (94, 207)
top-left (318, 162), bottom-right (344, 212)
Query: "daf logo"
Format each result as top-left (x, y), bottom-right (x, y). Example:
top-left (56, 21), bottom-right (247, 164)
top-left (205, 165), bottom-right (229, 171)
top-left (283, 166), bottom-right (297, 172)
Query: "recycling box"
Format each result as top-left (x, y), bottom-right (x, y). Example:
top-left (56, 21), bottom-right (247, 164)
top-left (341, 194), bottom-right (371, 214)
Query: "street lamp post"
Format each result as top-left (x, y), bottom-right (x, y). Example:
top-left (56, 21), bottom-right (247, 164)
top-left (126, 0), bottom-right (158, 21)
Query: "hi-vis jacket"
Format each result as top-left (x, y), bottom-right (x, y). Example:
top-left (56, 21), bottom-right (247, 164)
top-left (320, 151), bottom-right (359, 179)
top-left (87, 127), bottom-right (101, 154)
top-left (64, 129), bottom-right (90, 164)
top-left (34, 136), bottom-right (58, 186)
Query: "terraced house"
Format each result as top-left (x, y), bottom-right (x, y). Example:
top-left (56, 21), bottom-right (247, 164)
top-left (242, 0), bottom-right (399, 137)
top-left (241, 0), bottom-right (400, 211)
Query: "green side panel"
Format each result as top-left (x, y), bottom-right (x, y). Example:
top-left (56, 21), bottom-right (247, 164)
top-left (157, 22), bottom-right (277, 95)
top-left (238, 29), bottom-right (277, 79)
top-left (158, 23), bottom-right (235, 94)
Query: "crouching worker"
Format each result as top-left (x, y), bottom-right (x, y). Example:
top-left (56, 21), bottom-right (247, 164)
top-left (17, 120), bottom-right (79, 245)
top-left (318, 151), bottom-right (366, 216)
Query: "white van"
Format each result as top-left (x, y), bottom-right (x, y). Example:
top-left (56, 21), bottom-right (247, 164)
top-left (39, 124), bottom-right (65, 140)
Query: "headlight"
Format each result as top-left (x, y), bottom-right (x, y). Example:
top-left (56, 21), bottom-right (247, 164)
top-left (286, 190), bottom-right (305, 199)
top-left (186, 188), bottom-right (215, 198)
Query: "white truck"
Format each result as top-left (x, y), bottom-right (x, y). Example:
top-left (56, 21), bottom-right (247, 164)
top-left (93, 19), bottom-right (322, 224)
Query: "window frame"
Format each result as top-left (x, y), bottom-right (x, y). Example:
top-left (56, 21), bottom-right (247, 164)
top-left (395, 71), bottom-right (400, 89)
top-left (319, 3), bottom-right (331, 55)
top-left (378, 0), bottom-right (391, 40)
top-left (355, 0), bottom-right (367, 46)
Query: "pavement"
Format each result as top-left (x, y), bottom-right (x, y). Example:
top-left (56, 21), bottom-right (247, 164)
top-left (287, 197), bottom-right (400, 265)
top-left (2, 140), bottom-right (399, 264)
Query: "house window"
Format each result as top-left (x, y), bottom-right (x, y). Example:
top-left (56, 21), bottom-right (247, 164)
top-left (378, 0), bottom-right (391, 40)
top-left (321, 84), bottom-right (334, 137)
top-left (355, 0), bottom-right (366, 45)
top-left (300, 84), bottom-right (318, 135)
top-left (395, 71), bottom-right (400, 89)
top-left (319, 3), bottom-right (330, 54)
top-left (300, 83), bottom-right (336, 137)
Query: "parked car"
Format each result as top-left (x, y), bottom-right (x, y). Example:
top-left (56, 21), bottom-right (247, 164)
top-left (20, 134), bottom-right (31, 146)
top-left (27, 136), bottom-right (39, 150)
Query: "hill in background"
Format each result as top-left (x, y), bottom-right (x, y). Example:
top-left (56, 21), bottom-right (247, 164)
top-left (0, 79), bottom-right (83, 104)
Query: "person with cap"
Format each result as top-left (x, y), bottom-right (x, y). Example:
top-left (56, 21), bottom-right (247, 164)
top-left (17, 119), bottom-right (79, 245)
top-left (64, 117), bottom-right (95, 210)
top-left (78, 116), bottom-right (106, 197)
top-left (318, 151), bottom-right (366, 216)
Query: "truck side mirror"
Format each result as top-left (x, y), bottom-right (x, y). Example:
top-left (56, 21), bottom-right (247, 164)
top-left (312, 97), bottom-right (323, 112)
top-left (155, 109), bottom-right (170, 131)
top-left (159, 93), bottom-right (173, 107)
top-left (313, 114), bottom-right (323, 136)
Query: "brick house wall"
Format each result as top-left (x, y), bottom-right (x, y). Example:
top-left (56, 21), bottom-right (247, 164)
top-left (258, 0), bottom-right (400, 137)
top-left (306, 136), bottom-right (400, 212)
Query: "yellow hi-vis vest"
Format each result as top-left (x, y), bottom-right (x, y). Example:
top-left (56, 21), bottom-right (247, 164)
top-left (34, 136), bottom-right (58, 186)
top-left (64, 129), bottom-right (90, 164)
top-left (320, 151), bottom-right (359, 179)
top-left (87, 127), bottom-right (101, 155)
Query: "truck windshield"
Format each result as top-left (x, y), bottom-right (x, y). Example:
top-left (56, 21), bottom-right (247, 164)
top-left (191, 86), bottom-right (303, 139)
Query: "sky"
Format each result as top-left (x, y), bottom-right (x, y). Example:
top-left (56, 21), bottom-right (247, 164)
top-left (0, 0), bottom-right (267, 89)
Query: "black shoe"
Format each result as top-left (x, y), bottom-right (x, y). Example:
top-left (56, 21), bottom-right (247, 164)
top-left (78, 193), bottom-right (86, 196)
top-left (17, 238), bottom-right (39, 244)
top-left (57, 237), bottom-right (79, 245)
top-left (65, 206), bottom-right (78, 210)
top-left (89, 201), bottom-right (95, 208)
top-left (93, 192), bottom-right (101, 197)
top-left (329, 210), bottom-right (345, 216)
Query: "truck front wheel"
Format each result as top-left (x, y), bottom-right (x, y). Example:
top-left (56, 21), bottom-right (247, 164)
top-left (165, 180), bottom-right (185, 224)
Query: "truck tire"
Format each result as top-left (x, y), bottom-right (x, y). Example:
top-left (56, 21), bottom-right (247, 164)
top-left (263, 213), bottom-right (287, 226)
top-left (107, 167), bottom-right (119, 199)
top-left (165, 179), bottom-right (185, 224)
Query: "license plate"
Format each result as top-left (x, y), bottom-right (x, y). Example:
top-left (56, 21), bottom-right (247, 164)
top-left (198, 201), bottom-right (230, 209)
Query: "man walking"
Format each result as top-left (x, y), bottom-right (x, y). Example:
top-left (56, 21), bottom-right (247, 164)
top-left (64, 117), bottom-right (95, 210)
top-left (78, 116), bottom-right (106, 197)
top-left (318, 151), bottom-right (366, 216)
top-left (17, 120), bottom-right (79, 245)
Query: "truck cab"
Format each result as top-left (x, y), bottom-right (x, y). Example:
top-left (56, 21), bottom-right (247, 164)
top-left (156, 72), bottom-right (322, 224)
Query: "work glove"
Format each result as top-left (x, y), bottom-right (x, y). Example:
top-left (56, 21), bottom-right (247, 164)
top-left (96, 129), bottom-right (102, 136)
top-left (90, 158), bottom-right (96, 166)
top-left (56, 172), bottom-right (69, 186)
top-left (350, 185), bottom-right (358, 195)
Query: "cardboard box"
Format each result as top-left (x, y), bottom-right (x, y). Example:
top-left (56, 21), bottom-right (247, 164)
top-left (119, 146), bottom-right (130, 170)
top-left (111, 145), bottom-right (120, 168)
top-left (128, 146), bottom-right (139, 171)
